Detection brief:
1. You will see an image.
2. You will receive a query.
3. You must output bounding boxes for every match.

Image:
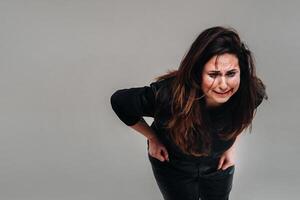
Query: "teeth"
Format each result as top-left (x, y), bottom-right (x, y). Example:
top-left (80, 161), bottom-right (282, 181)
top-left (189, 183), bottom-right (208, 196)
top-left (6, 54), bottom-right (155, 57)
top-left (214, 91), bottom-right (230, 95)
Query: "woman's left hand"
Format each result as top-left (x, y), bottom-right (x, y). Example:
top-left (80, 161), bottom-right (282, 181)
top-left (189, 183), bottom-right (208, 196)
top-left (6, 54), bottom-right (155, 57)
top-left (217, 145), bottom-right (236, 170)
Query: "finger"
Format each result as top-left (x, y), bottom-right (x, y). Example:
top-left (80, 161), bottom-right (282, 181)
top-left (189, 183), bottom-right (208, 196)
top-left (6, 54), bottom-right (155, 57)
top-left (218, 157), bottom-right (224, 170)
top-left (222, 163), bottom-right (234, 170)
top-left (157, 151), bottom-right (165, 162)
top-left (150, 151), bottom-right (162, 161)
top-left (160, 150), bottom-right (168, 162)
top-left (162, 149), bottom-right (169, 162)
top-left (159, 155), bottom-right (165, 162)
top-left (221, 163), bottom-right (229, 170)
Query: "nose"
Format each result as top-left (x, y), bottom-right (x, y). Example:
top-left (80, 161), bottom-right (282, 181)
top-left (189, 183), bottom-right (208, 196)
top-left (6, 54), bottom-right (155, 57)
top-left (218, 76), bottom-right (228, 91)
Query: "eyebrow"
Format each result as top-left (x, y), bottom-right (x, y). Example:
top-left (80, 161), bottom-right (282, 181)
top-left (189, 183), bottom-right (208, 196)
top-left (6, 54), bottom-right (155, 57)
top-left (208, 69), bottom-right (239, 73)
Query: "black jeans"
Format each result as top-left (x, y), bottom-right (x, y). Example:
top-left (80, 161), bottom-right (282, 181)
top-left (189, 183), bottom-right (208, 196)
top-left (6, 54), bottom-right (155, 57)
top-left (148, 152), bottom-right (235, 200)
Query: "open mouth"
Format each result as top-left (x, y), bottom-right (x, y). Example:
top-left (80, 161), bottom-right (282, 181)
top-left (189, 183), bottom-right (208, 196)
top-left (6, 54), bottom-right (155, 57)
top-left (213, 90), bottom-right (231, 96)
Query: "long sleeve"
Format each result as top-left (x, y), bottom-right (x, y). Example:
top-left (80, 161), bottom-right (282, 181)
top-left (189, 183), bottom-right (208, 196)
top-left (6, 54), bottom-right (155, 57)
top-left (110, 82), bottom-right (157, 126)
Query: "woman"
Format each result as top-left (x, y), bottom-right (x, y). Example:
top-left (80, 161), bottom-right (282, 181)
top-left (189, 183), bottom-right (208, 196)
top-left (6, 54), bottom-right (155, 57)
top-left (110, 26), bottom-right (268, 200)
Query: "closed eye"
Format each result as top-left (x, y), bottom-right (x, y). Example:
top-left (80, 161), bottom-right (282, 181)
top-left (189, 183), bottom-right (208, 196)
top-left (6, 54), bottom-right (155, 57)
top-left (226, 72), bottom-right (236, 77)
top-left (208, 73), bottom-right (218, 78)
top-left (208, 72), bottom-right (237, 78)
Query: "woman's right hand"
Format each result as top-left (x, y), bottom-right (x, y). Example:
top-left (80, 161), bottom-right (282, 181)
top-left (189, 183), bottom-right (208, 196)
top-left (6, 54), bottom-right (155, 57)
top-left (148, 137), bottom-right (169, 162)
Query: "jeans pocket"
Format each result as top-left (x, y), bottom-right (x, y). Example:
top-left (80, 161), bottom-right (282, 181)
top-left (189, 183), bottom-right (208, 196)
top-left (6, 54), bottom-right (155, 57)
top-left (202, 165), bottom-right (235, 179)
top-left (148, 152), bottom-right (169, 163)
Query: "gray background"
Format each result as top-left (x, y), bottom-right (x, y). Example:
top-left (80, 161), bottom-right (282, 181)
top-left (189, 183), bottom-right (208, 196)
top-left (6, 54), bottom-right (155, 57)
top-left (0, 0), bottom-right (299, 199)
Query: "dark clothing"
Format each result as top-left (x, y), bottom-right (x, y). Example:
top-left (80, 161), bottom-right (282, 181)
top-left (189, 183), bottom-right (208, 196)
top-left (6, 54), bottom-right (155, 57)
top-left (110, 77), bottom-right (262, 200)
top-left (148, 153), bottom-right (235, 200)
top-left (110, 77), bottom-right (249, 161)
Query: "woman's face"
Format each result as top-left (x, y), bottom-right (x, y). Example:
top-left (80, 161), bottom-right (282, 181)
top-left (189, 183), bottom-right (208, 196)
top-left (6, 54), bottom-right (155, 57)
top-left (201, 53), bottom-right (240, 108)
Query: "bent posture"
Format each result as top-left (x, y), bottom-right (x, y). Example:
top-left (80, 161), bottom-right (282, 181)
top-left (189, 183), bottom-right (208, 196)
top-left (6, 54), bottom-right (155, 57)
top-left (110, 26), bottom-right (268, 200)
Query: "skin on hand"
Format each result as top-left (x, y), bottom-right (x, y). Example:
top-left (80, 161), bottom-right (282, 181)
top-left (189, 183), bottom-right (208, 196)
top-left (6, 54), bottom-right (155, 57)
top-left (217, 143), bottom-right (236, 170)
top-left (148, 137), bottom-right (169, 162)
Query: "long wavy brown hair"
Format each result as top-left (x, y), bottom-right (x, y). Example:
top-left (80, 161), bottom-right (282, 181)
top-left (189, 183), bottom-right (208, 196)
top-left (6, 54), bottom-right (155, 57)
top-left (153, 26), bottom-right (268, 157)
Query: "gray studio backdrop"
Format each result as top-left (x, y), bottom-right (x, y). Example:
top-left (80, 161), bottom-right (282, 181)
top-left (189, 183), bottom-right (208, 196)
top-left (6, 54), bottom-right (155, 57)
top-left (0, 0), bottom-right (299, 200)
